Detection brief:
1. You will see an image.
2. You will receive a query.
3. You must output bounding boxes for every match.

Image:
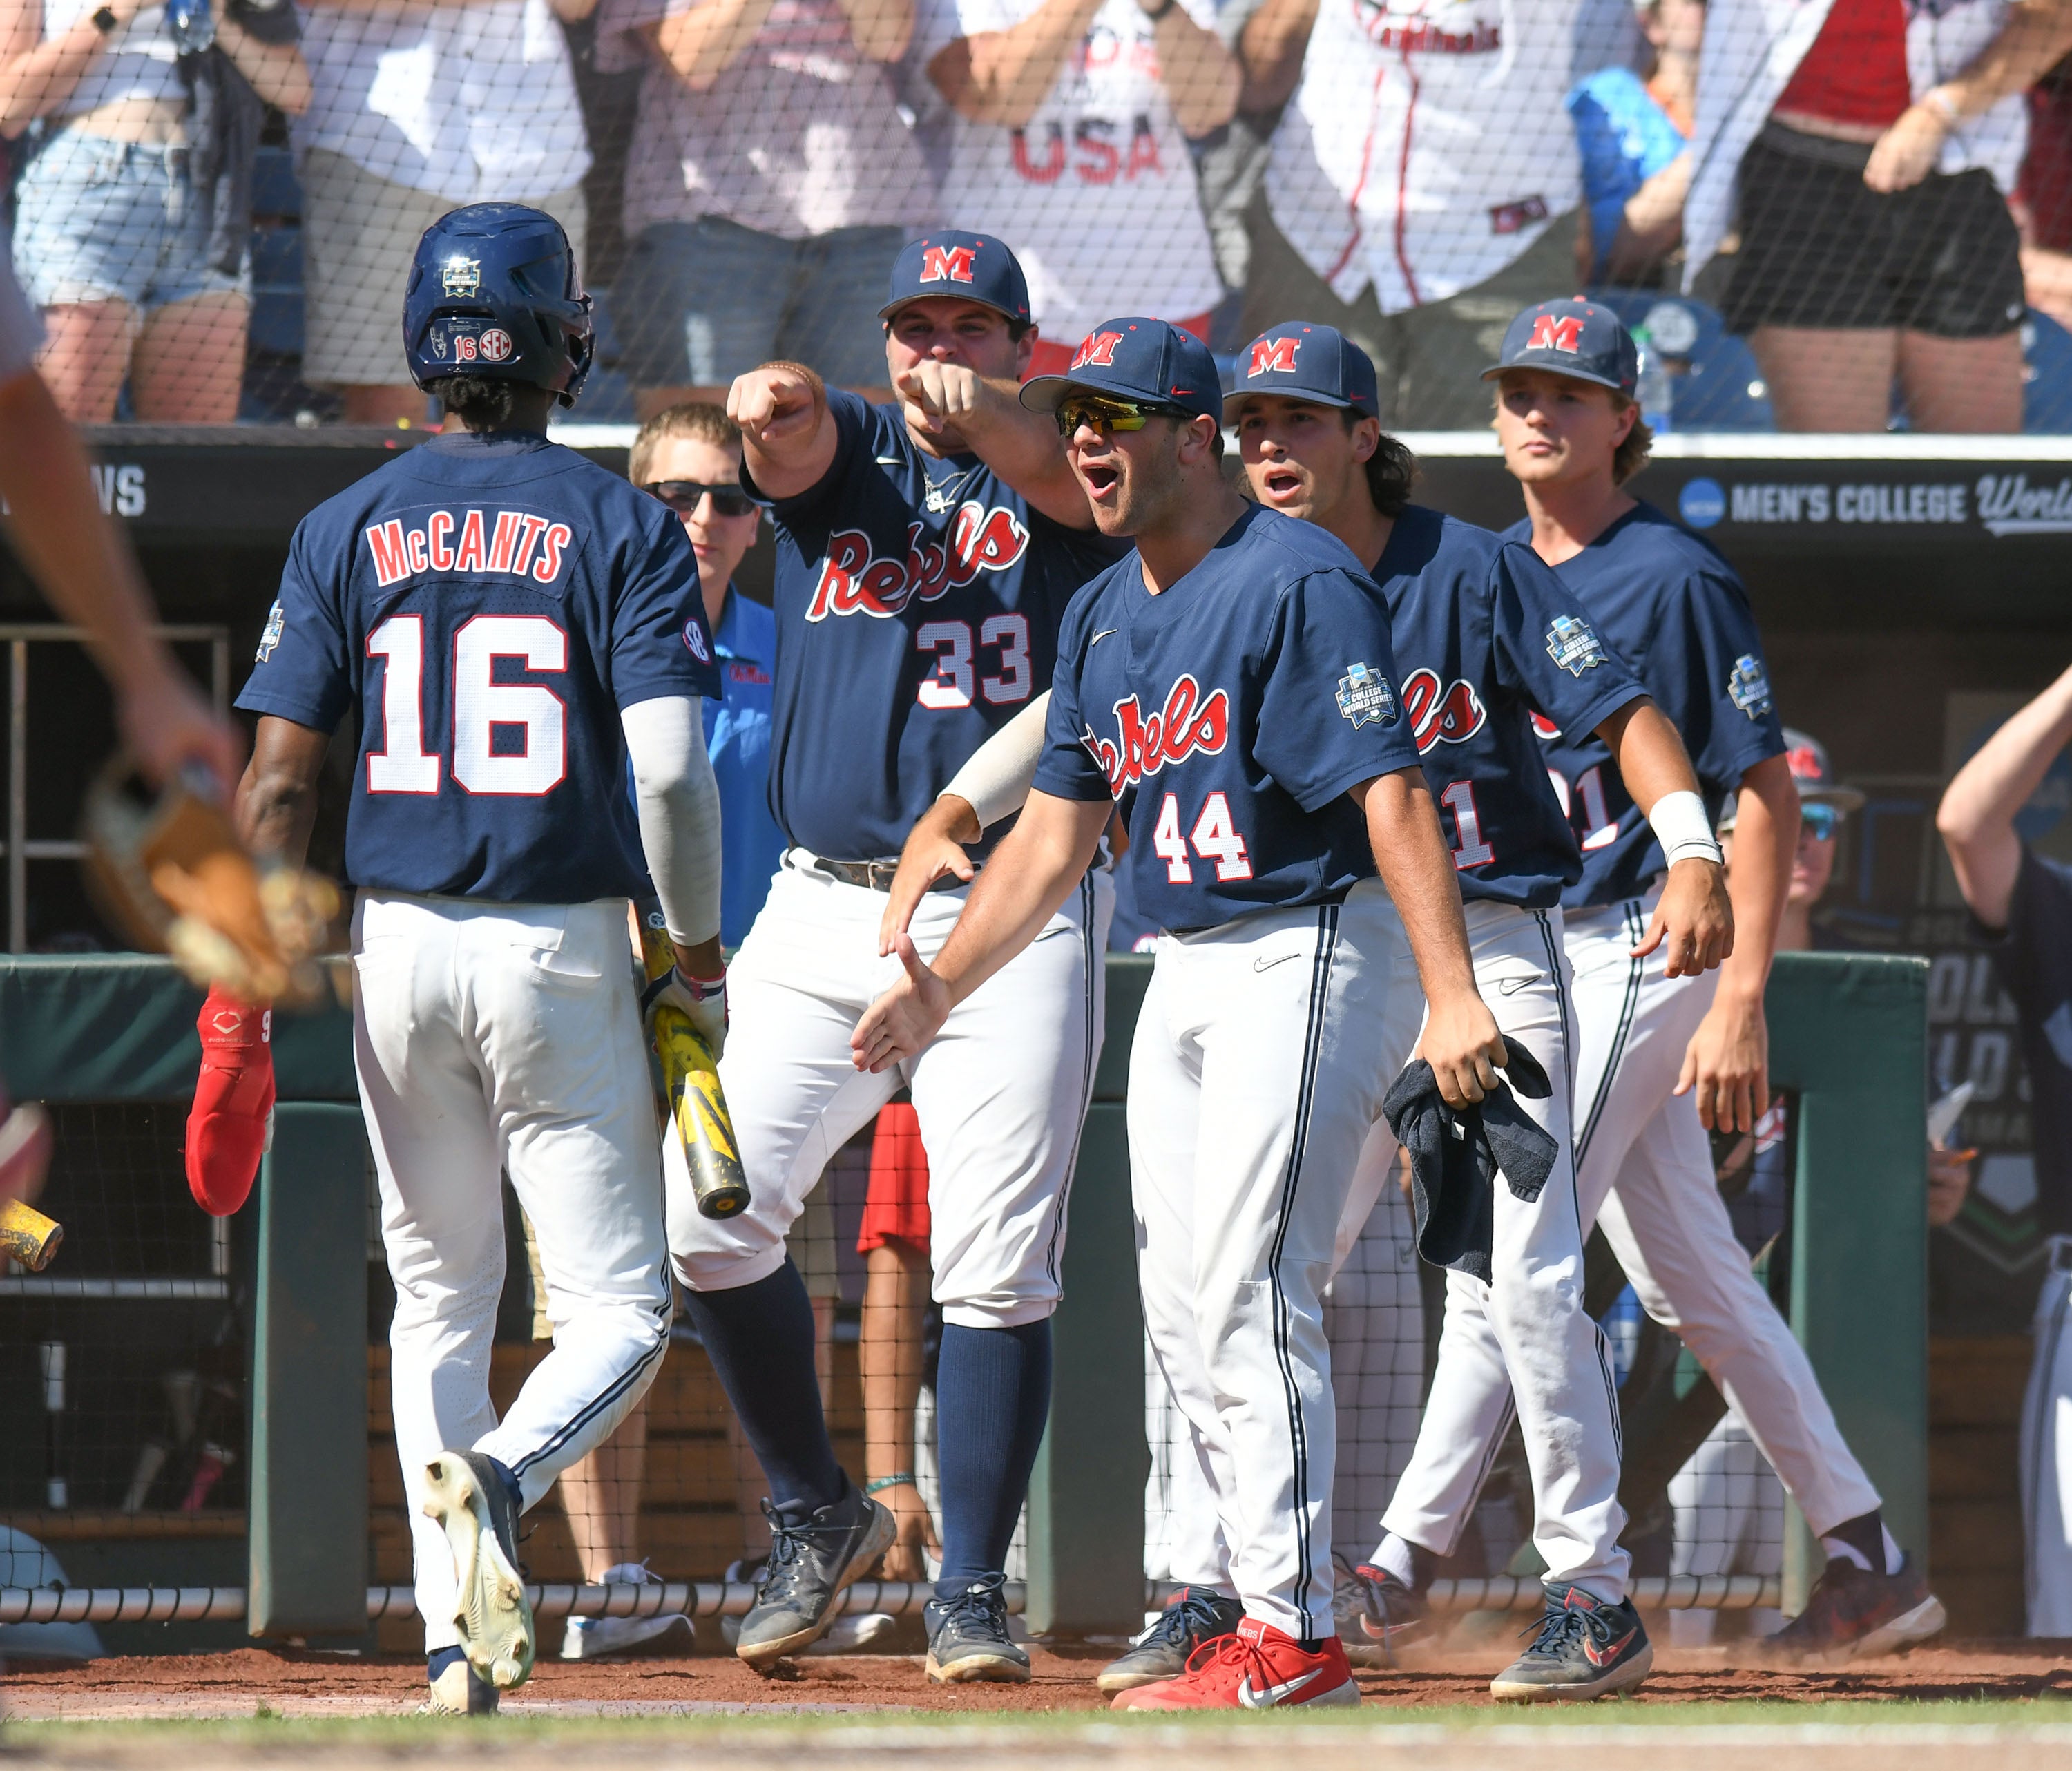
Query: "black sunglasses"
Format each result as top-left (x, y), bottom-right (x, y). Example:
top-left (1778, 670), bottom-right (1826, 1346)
top-left (642, 479), bottom-right (756, 517)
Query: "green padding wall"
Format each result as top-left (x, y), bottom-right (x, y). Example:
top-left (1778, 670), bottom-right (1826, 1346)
top-left (0, 956), bottom-right (356, 1102)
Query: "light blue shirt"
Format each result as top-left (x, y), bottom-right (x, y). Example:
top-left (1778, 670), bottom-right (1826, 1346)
top-left (1568, 66), bottom-right (1687, 281)
top-left (703, 586), bottom-right (784, 947)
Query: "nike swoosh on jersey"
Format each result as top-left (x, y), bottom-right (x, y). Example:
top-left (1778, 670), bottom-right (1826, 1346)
top-left (875, 455), bottom-right (904, 465)
top-left (1583, 1626), bottom-right (1636, 1667)
top-left (1237, 1668), bottom-right (1323, 1708)
top-left (1091, 629), bottom-right (1118, 644)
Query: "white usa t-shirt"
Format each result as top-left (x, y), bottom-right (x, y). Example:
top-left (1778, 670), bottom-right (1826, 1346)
top-left (914, 0), bottom-right (1224, 348)
top-left (1265, 0), bottom-right (1580, 314)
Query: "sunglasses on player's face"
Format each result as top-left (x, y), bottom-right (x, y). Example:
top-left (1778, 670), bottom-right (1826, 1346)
top-left (1800, 803), bottom-right (1841, 842)
top-left (642, 480), bottom-right (756, 518)
top-left (1054, 394), bottom-right (1191, 439)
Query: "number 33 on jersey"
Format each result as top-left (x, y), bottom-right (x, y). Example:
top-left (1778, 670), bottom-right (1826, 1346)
top-left (237, 430), bottom-right (720, 905)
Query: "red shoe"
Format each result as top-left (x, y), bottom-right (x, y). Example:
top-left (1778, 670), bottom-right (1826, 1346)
top-left (186, 986), bottom-right (274, 1216)
top-left (1111, 1616), bottom-right (1359, 1711)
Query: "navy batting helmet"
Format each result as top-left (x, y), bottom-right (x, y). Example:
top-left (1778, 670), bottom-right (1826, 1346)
top-left (403, 204), bottom-right (594, 404)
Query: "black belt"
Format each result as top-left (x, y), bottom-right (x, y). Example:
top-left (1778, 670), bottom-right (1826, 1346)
top-left (810, 856), bottom-right (965, 894)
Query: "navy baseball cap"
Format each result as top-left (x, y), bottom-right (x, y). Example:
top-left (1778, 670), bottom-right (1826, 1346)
top-left (1224, 323), bottom-right (1379, 415)
top-left (1483, 298), bottom-right (1638, 397)
top-left (879, 232), bottom-right (1031, 325)
top-left (1019, 318), bottom-right (1222, 425)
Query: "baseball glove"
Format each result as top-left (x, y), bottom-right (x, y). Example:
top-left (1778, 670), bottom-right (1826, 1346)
top-left (82, 759), bottom-right (340, 1006)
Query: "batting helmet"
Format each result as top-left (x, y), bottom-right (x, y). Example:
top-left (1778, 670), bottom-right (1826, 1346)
top-left (403, 204), bottom-right (595, 404)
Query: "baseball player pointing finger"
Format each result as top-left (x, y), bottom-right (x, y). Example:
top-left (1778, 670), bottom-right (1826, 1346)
top-left (855, 316), bottom-right (1504, 1712)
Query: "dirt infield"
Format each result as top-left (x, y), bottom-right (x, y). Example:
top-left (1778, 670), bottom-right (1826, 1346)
top-left (8, 1640), bottom-right (2072, 1721)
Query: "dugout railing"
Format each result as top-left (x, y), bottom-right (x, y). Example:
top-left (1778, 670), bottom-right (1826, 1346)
top-left (0, 948), bottom-right (1926, 1643)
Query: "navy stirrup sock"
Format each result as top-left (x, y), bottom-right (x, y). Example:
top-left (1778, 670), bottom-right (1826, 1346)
top-left (934, 1319), bottom-right (1053, 1591)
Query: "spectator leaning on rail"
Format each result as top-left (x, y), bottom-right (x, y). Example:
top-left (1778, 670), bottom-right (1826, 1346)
top-left (1236, 0), bottom-right (1587, 428)
top-left (1938, 662), bottom-right (2072, 1637)
top-left (912, 0), bottom-right (1238, 373)
top-left (291, 0), bottom-right (595, 426)
top-left (1568, 0), bottom-right (1702, 287)
top-left (1687, 0), bottom-right (2072, 434)
top-left (595, 0), bottom-right (927, 416)
top-left (0, 0), bottom-right (309, 421)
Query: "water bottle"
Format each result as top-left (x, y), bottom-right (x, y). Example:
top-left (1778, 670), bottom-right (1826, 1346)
top-left (1633, 325), bottom-right (1673, 433)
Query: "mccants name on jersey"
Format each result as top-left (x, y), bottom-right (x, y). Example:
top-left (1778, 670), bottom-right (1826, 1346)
top-left (365, 508), bottom-right (575, 588)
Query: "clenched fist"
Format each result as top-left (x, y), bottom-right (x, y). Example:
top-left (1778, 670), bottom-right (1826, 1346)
top-left (726, 364), bottom-right (823, 449)
top-left (894, 360), bottom-right (991, 442)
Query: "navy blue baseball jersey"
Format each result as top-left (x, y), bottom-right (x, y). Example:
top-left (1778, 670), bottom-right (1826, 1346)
top-left (1374, 506), bottom-right (1644, 908)
top-left (748, 389), bottom-right (1126, 861)
top-left (1034, 505), bottom-right (1421, 932)
top-left (1499, 501), bottom-right (1785, 910)
top-left (237, 430), bottom-right (720, 903)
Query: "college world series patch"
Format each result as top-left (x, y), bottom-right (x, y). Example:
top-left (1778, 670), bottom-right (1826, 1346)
top-left (1544, 614), bottom-right (1608, 676)
top-left (1336, 662), bottom-right (1399, 729)
top-left (1727, 653), bottom-right (1773, 718)
top-left (256, 599), bottom-right (285, 663)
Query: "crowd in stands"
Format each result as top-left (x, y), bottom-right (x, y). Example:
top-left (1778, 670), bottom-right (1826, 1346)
top-left (11, 0), bottom-right (2072, 430)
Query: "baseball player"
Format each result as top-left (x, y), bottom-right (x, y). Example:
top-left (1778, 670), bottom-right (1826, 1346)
top-left (675, 230), bottom-right (1123, 1685)
top-left (854, 315), bottom-right (1509, 1712)
top-left (1352, 298), bottom-right (1943, 1665)
top-left (1938, 663), bottom-right (2072, 1637)
top-left (229, 204), bottom-right (724, 1715)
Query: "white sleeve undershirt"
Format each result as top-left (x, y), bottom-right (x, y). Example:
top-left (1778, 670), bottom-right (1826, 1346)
top-left (620, 695), bottom-right (723, 950)
top-left (941, 690), bottom-right (1052, 832)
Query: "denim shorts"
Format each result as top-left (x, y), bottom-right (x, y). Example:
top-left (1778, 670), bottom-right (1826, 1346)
top-left (613, 216), bottom-right (903, 389)
top-left (14, 131), bottom-right (249, 312)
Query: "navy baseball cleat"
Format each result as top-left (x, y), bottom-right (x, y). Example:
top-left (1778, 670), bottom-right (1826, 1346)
top-left (735, 1486), bottom-right (894, 1668)
top-left (1758, 1555), bottom-right (1946, 1665)
top-left (1097, 1585), bottom-right (1244, 1693)
top-left (1338, 1558), bottom-right (1430, 1666)
top-left (925, 1572), bottom-right (1030, 1683)
top-left (1490, 1582), bottom-right (1652, 1702)
top-left (423, 1450), bottom-right (534, 1691)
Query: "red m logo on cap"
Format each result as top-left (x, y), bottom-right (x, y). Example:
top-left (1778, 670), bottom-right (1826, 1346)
top-left (1071, 331), bottom-right (1124, 369)
top-left (1247, 336), bottom-right (1299, 378)
top-left (1526, 315), bottom-right (1586, 354)
top-left (919, 245), bottom-right (977, 285)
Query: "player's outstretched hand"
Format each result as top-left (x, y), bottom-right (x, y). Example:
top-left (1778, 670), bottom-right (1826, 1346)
top-left (726, 364), bottom-right (821, 450)
top-left (852, 933), bottom-right (951, 1073)
top-left (893, 361), bottom-right (987, 442)
top-left (879, 795), bottom-right (981, 955)
top-left (1415, 988), bottom-right (1507, 1109)
top-left (1633, 855), bottom-right (1733, 977)
top-left (123, 661), bottom-right (243, 803)
top-left (1675, 983), bottom-right (1767, 1133)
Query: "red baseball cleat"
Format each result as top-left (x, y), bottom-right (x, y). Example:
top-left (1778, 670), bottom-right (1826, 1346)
top-left (1110, 1615), bottom-right (1359, 1711)
top-left (186, 986), bottom-right (274, 1216)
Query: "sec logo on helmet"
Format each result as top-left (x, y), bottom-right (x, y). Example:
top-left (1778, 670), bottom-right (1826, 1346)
top-left (479, 328), bottom-right (515, 363)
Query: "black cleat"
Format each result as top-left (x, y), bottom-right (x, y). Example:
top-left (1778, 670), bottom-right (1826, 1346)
top-left (1338, 1558), bottom-right (1430, 1667)
top-left (924, 1573), bottom-right (1030, 1683)
top-left (1097, 1586), bottom-right (1244, 1694)
top-left (1761, 1555), bottom-right (1946, 1665)
top-left (733, 1485), bottom-right (894, 1668)
top-left (1490, 1581), bottom-right (1652, 1703)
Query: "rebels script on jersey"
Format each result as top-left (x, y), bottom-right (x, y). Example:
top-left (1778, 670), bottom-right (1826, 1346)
top-left (1375, 506), bottom-right (1643, 908)
top-left (1034, 505), bottom-right (1421, 931)
top-left (1501, 502), bottom-right (1785, 910)
top-left (237, 431), bottom-right (720, 903)
top-left (750, 387), bottom-right (1124, 861)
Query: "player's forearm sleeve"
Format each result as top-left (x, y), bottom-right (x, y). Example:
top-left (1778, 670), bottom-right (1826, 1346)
top-left (622, 696), bottom-right (722, 950)
top-left (941, 691), bottom-right (1051, 831)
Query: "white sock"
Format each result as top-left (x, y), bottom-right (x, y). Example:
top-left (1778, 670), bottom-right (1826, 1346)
top-left (1372, 1533), bottom-right (1417, 1588)
top-left (1820, 1530), bottom-right (1903, 1576)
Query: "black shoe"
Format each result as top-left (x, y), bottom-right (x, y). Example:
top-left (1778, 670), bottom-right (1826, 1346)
top-left (422, 1450), bottom-right (533, 1691)
top-left (1096, 1586), bottom-right (1244, 1694)
top-left (1490, 1582), bottom-right (1652, 1703)
top-left (1761, 1555), bottom-right (1946, 1666)
top-left (734, 1486), bottom-right (895, 1667)
top-left (1337, 1558), bottom-right (1429, 1667)
top-left (924, 1573), bottom-right (1030, 1684)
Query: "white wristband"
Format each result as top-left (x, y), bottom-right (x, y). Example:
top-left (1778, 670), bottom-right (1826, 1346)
top-left (1649, 788), bottom-right (1724, 869)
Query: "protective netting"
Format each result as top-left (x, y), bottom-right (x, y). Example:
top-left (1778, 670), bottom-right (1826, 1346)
top-left (10, 0), bottom-right (2072, 432)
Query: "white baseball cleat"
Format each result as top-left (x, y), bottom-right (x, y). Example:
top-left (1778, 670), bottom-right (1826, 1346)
top-left (423, 1450), bottom-right (535, 1691)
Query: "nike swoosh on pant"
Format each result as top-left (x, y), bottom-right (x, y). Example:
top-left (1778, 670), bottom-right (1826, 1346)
top-left (1253, 952), bottom-right (1299, 973)
top-left (1496, 974), bottom-right (1537, 995)
top-left (1238, 1668), bottom-right (1324, 1707)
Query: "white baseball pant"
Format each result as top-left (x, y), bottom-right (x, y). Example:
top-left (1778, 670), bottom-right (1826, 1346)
top-left (1385, 880), bottom-right (1881, 1570)
top-left (669, 850), bottom-right (1112, 1327)
top-left (1129, 878), bottom-right (1424, 1638)
top-left (354, 892), bottom-right (673, 1655)
top-left (2021, 1243), bottom-right (2072, 1635)
top-left (1368, 901), bottom-right (1632, 1601)
top-left (1144, 1175), bottom-right (1425, 1589)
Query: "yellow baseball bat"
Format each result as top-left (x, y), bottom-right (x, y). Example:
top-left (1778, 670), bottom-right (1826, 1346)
top-left (637, 908), bottom-right (750, 1220)
top-left (0, 1198), bottom-right (62, 1272)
